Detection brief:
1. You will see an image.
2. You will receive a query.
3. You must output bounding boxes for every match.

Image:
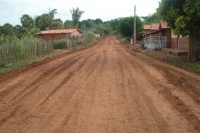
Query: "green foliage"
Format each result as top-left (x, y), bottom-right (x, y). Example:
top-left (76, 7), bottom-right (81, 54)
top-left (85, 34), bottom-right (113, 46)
top-left (158, 0), bottom-right (198, 35)
top-left (174, 16), bottom-right (190, 35)
top-left (79, 18), bottom-right (103, 35)
top-left (143, 12), bottom-right (161, 24)
top-left (0, 35), bottom-right (53, 67)
top-left (35, 9), bottom-right (60, 31)
top-left (0, 23), bottom-right (14, 37)
top-left (85, 32), bottom-right (95, 43)
top-left (64, 20), bottom-right (72, 28)
top-left (119, 17), bottom-right (133, 36)
top-left (20, 14), bottom-right (34, 31)
top-left (94, 18), bottom-right (103, 25)
top-left (103, 18), bottom-right (121, 35)
top-left (51, 19), bottom-right (63, 29)
top-left (102, 17), bottom-right (143, 37)
top-left (118, 16), bottom-right (143, 37)
top-left (0, 60), bottom-right (29, 74)
top-left (70, 7), bottom-right (84, 28)
top-left (99, 24), bottom-right (113, 35)
top-left (182, 62), bottom-right (200, 73)
top-left (158, 0), bottom-right (200, 61)
top-left (13, 25), bottom-right (23, 38)
top-left (53, 39), bottom-right (68, 49)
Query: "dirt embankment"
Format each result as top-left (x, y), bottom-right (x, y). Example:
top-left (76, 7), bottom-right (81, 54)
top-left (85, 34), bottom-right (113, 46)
top-left (0, 36), bottom-right (200, 133)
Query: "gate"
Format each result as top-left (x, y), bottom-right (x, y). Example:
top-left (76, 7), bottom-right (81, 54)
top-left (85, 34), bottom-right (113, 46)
top-left (143, 36), bottom-right (167, 51)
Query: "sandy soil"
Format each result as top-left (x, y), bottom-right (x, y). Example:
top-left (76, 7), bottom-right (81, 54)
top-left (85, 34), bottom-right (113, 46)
top-left (0, 36), bottom-right (200, 133)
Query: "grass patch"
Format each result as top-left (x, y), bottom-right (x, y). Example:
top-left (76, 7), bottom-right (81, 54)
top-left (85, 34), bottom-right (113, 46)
top-left (0, 49), bottom-right (68, 74)
top-left (0, 59), bottom-right (34, 74)
top-left (177, 62), bottom-right (200, 73)
top-left (146, 51), bottom-right (200, 74)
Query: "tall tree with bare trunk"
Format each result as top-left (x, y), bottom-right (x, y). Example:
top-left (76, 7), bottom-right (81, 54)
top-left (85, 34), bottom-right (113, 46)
top-left (70, 7), bottom-right (84, 29)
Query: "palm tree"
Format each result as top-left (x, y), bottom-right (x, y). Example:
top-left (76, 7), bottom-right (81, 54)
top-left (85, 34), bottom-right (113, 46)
top-left (70, 7), bottom-right (84, 29)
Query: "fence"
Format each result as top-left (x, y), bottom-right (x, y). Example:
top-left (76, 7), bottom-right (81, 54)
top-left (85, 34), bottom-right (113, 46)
top-left (143, 36), bottom-right (167, 51)
top-left (0, 40), bottom-right (53, 67)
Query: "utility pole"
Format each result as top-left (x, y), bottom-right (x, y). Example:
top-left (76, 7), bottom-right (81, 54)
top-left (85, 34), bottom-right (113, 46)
top-left (133, 5), bottom-right (136, 45)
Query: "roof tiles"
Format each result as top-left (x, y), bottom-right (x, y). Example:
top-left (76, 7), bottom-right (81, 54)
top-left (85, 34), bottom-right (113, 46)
top-left (36, 29), bottom-right (79, 35)
top-left (143, 22), bottom-right (169, 31)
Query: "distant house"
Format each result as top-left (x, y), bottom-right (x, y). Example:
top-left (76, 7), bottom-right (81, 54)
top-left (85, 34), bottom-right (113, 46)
top-left (36, 29), bottom-right (83, 41)
top-left (143, 23), bottom-right (160, 34)
top-left (143, 22), bottom-right (189, 52)
top-left (142, 22), bottom-right (171, 50)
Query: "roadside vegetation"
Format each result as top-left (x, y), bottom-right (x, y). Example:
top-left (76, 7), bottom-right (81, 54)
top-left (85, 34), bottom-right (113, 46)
top-left (0, 30), bottom-right (98, 74)
top-left (0, 7), bottom-right (99, 74)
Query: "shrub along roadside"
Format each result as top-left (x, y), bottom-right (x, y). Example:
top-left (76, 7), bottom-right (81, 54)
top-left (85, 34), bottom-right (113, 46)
top-left (53, 39), bottom-right (69, 49)
top-left (176, 62), bottom-right (200, 73)
top-left (0, 33), bottom-right (98, 74)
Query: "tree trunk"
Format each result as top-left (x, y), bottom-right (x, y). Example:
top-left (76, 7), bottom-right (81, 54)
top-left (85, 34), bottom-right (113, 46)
top-left (177, 34), bottom-right (180, 50)
top-left (188, 32), bottom-right (200, 61)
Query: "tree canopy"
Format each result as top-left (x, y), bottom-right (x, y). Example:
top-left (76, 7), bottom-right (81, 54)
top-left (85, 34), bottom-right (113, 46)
top-left (118, 16), bottom-right (143, 37)
top-left (20, 14), bottom-right (34, 31)
top-left (142, 12), bottom-right (161, 24)
top-left (158, 0), bottom-right (200, 61)
top-left (70, 7), bottom-right (84, 28)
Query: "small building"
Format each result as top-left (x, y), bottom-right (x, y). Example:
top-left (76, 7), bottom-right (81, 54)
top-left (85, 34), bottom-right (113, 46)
top-left (36, 29), bottom-right (83, 41)
top-left (142, 22), bottom-right (171, 50)
top-left (143, 22), bottom-right (189, 52)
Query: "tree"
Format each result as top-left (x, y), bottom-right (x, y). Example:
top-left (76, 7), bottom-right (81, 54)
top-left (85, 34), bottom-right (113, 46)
top-left (142, 12), bottom-right (161, 24)
top-left (64, 20), bottom-right (72, 28)
top-left (1, 23), bottom-right (14, 36)
top-left (48, 9), bottom-right (57, 29)
top-left (118, 17), bottom-right (143, 37)
top-left (13, 25), bottom-right (23, 38)
top-left (158, 0), bottom-right (200, 61)
top-left (35, 9), bottom-right (57, 30)
top-left (51, 19), bottom-right (63, 29)
top-left (94, 18), bottom-right (103, 25)
top-left (20, 14), bottom-right (34, 31)
top-left (70, 7), bottom-right (84, 28)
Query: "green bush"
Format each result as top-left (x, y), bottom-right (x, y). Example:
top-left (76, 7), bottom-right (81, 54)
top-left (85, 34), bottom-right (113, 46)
top-left (0, 35), bottom-right (53, 66)
top-left (53, 39), bottom-right (68, 49)
top-left (86, 32), bottom-right (95, 43)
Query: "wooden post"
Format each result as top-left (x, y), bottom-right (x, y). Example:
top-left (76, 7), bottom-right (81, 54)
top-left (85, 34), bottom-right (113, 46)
top-left (134, 5), bottom-right (136, 45)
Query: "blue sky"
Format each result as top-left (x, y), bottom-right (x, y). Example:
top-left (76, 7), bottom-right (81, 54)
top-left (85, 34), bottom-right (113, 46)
top-left (0, 0), bottom-right (160, 25)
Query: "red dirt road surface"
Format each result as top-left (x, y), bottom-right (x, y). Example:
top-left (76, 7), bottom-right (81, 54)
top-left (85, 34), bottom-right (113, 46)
top-left (0, 36), bottom-right (200, 133)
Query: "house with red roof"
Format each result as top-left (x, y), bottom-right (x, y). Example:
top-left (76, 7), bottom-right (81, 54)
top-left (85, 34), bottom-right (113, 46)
top-left (36, 29), bottom-right (83, 41)
top-left (143, 22), bottom-right (171, 49)
top-left (143, 22), bottom-right (189, 52)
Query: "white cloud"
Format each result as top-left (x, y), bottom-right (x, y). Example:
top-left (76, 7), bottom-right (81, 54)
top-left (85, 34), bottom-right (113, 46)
top-left (0, 0), bottom-right (160, 25)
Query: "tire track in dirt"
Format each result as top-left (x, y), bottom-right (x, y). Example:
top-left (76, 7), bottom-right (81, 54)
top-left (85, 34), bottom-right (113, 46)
top-left (0, 36), bottom-right (200, 133)
top-left (116, 41), bottom-right (200, 132)
top-left (0, 51), bottom-right (94, 127)
top-left (37, 52), bottom-right (95, 107)
top-left (22, 51), bottom-right (100, 133)
top-left (115, 51), bottom-right (169, 133)
top-left (0, 52), bottom-right (86, 102)
top-left (119, 45), bottom-right (200, 132)
top-left (0, 54), bottom-right (81, 103)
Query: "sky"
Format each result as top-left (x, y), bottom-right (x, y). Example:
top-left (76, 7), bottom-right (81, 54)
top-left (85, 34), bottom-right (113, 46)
top-left (0, 0), bottom-right (161, 25)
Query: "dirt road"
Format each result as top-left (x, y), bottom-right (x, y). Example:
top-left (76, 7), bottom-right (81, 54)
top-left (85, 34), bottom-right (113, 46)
top-left (0, 36), bottom-right (200, 133)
